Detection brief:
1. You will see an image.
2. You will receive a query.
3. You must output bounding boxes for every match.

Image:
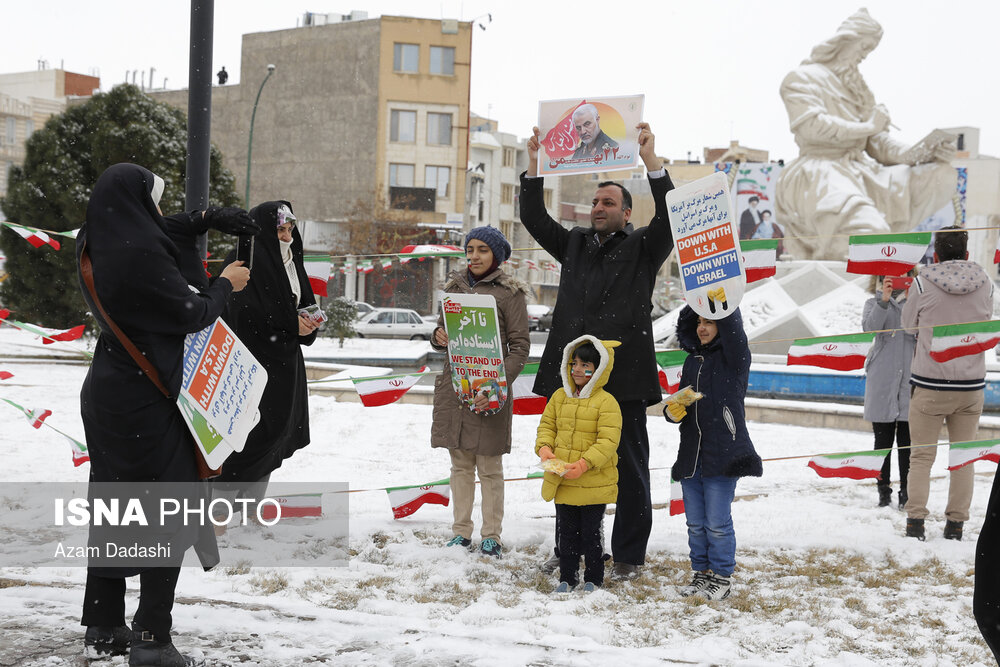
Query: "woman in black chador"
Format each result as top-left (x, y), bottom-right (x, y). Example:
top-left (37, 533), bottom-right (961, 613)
top-left (77, 163), bottom-right (255, 665)
top-left (216, 201), bottom-right (318, 501)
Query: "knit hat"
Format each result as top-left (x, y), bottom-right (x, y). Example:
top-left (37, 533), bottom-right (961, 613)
top-left (465, 226), bottom-right (511, 264)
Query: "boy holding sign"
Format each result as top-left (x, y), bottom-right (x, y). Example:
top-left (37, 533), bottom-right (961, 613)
top-left (430, 227), bottom-right (530, 558)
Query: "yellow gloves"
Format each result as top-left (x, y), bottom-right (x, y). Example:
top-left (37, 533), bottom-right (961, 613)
top-left (665, 401), bottom-right (687, 422)
top-left (707, 286), bottom-right (727, 304)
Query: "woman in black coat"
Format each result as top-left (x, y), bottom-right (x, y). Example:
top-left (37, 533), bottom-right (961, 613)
top-left (217, 201), bottom-right (318, 497)
top-left (76, 163), bottom-right (254, 663)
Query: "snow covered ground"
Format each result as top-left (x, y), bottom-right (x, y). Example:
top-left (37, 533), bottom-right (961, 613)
top-left (0, 330), bottom-right (996, 666)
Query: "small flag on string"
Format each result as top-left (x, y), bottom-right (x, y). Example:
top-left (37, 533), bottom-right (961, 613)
top-left (669, 477), bottom-right (685, 516)
top-left (351, 368), bottom-right (428, 407)
top-left (303, 256), bottom-right (331, 297)
top-left (807, 450), bottom-right (888, 480)
top-left (67, 435), bottom-right (89, 467)
top-left (1, 397), bottom-right (54, 429)
top-left (258, 493), bottom-right (324, 520)
top-left (947, 439), bottom-right (1000, 470)
top-left (512, 362), bottom-right (546, 415)
top-left (740, 239), bottom-right (778, 283)
top-left (929, 321), bottom-right (1000, 363)
top-left (386, 479), bottom-right (450, 519)
top-left (846, 232), bottom-right (931, 276)
top-left (38, 324), bottom-right (86, 344)
top-left (655, 350), bottom-right (688, 394)
top-left (787, 333), bottom-right (874, 371)
top-left (3, 222), bottom-right (61, 250)
top-left (0, 370), bottom-right (12, 380)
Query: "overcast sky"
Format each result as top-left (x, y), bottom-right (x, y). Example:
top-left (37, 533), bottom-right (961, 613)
top-left (5, 1), bottom-right (998, 162)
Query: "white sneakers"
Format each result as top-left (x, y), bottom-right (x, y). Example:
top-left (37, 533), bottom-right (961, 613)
top-left (679, 571), bottom-right (732, 601)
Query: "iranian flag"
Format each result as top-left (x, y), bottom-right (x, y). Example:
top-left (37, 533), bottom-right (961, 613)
top-left (386, 478), bottom-right (450, 519)
top-left (398, 245), bottom-right (464, 261)
top-left (740, 239), bottom-right (778, 283)
top-left (512, 362), bottom-right (546, 415)
top-left (655, 350), bottom-right (688, 393)
top-left (3, 222), bottom-right (61, 250)
top-left (303, 256), bottom-right (330, 297)
top-left (351, 368), bottom-right (428, 407)
top-left (259, 493), bottom-right (324, 520)
top-left (807, 450), bottom-right (888, 480)
top-left (67, 436), bottom-right (89, 467)
top-left (846, 232), bottom-right (931, 276)
top-left (0, 370), bottom-right (12, 380)
top-left (669, 478), bottom-right (685, 516)
top-left (787, 333), bottom-right (874, 371)
top-left (1, 316), bottom-right (85, 344)
top-left (929, 320), bottom-right (1000, 362)
top-left (2, 397), bottom-right (55, 429)
top-left (947, 439), bottom-right (1000, 470)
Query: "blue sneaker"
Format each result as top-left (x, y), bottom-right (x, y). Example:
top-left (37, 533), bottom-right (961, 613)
top-left (582, 582), bottom-right (597, 593)
top-left (480, 538), bottom-right (502, 558)
top-left (554, 581), bottom-right (573, 593)
top-left (446, 535), bottom-right (472, 548)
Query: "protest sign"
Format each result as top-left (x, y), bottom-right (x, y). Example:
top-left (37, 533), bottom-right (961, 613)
top-left (667, 172), bottom-right (746, 319)
top-left (179, 319), bottom-right (268, 469)
top-left (441, 293), bottom-right (508, 415)
top-left (537, 94), bottom-right (644, 177)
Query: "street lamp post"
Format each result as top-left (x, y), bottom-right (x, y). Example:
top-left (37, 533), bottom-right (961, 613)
top-left (245, 64), bottom-right (276, 208)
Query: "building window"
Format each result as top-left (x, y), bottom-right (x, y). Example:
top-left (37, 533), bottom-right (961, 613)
top-left (389, 163), bottom-right (415, 187)
top-left (393, 43), bottom-right (419, 73)
top-left (502, 147), bottom-right (515, 168)
top-left (5, 117), bottom-right (15, 145)
top-left (424, 165), bottom-right (450, 198)
top-left (25, 119), bottom-right (34, 139)
top-left (501, 184), bottom-right (513, 205)
top-left (390, 110), bottom-right (416, 143)
top-left (500, 220), bottom-right (513, 243)
top-left (427, 112), bottom-right (452, 146)
top-left (429, 46), bottom-right (455, 75)
top-left (544, 189), bottom-right (553, 209)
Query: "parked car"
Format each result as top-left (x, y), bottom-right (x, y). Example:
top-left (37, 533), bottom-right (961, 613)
top-left (526, 304), bottom-right (551, 331)
top-left (354, 308), bottom-right (438, 340)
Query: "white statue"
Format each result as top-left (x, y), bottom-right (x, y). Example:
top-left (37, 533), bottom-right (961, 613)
top-left (776, 8), bottom-right (956, 260)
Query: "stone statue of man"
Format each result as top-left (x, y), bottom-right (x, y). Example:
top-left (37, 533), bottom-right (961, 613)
top-left (775, 8), bottom-right (956, 260)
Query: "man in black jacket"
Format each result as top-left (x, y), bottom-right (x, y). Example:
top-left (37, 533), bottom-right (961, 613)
top-left (521, 122), bottom-right (673, 579)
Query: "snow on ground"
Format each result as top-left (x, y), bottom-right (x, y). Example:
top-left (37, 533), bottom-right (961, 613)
top-left (0, 331), bottom-right (996, 665)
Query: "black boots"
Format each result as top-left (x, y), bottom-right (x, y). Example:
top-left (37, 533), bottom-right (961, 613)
top-left (906, 518), bottom-right (926, 541)
top-left (944, 520), bottom-right (964, 541)
top-left (898, 489), bottom-right (908, 511)
top-left (84, 625), bottom-right (132, 658)
top-left (128, 624), bottom-right (203, 667)
top-left (878, 486), bottom-right (893, 507)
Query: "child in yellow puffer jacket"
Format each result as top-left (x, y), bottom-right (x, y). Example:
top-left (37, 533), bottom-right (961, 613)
top-left (536, 335), bottom-right (622, 592)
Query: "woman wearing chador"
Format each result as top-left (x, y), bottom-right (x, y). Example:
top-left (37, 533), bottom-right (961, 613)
top-left (77, 163), bottom-right (254, 665)
top-left (217, 201), bottom-right (318, 496)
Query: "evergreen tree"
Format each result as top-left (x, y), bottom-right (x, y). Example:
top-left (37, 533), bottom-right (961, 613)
top-left (322, 297), bottom-right (357, 348)
top-left (0, 84), bottom-right (240, 327)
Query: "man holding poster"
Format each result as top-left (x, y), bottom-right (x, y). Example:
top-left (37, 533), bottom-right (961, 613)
top-left (521, 122), bottom-right (673, 580)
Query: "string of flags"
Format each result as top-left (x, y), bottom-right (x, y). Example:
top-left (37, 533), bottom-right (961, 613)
top-left (0, 309), bottom-right (86, 345)
top-left (0, 221), bottom-right (76, 250)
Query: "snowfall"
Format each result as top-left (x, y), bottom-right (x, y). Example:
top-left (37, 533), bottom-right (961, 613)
top-left (0, 328), bottom-right (996, 666)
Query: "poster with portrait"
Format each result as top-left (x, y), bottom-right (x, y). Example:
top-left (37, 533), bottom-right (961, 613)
top-left (721, 162), bottom-right (784, 246)
top-left (666, 172), bottom-right (746, 320)
top-left (179, 318), bottom-right (268, 469)
top-left (537, 94), bottom-right (644, 177)
top-left (441, 293), bottom-right (508, 415)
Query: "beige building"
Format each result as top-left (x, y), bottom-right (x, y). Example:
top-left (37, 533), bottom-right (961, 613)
top-left (0, 68), bottom-right (99, 209)
top-left (152, 14), bottom-right (471, 234)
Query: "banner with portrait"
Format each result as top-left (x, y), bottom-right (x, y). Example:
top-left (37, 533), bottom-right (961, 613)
top-left (537, 94), bottom-right (644, 177)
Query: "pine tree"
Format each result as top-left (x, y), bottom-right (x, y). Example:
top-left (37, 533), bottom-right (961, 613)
top-left (0, 84), bottom-right (240, 327)
top-left (322, 297), bottom-right (357, 348)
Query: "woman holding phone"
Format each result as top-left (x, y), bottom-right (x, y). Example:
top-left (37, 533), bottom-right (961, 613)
top-left (862, 271), bottom-right (917, 509)
top-left (216, 201), bottom-right (319, 511)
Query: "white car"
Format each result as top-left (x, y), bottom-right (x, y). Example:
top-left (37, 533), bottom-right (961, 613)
top-left (526, 304), bottom-right (551, 331)
top-left (355, 308), bottom-right (437, 340)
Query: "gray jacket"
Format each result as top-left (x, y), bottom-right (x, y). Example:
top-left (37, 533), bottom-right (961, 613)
top-left (862, 295), bottom-right (916, 422)
top-left (902, 260), bottom-right (993, 391)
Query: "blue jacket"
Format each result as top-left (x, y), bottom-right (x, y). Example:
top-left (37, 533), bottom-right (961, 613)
top-left (670, 306), bottom-right (762, 481)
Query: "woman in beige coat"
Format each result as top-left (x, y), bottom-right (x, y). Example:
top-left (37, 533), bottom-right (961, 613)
top-left (430, 226), bottom-right (530, 558)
